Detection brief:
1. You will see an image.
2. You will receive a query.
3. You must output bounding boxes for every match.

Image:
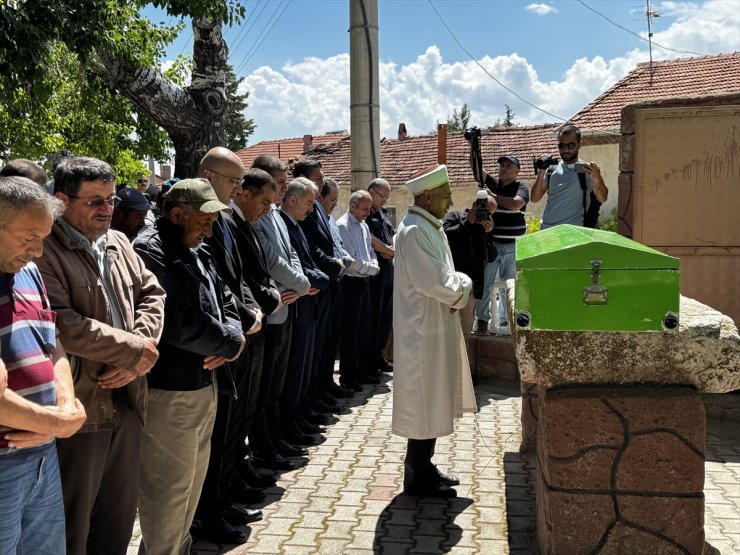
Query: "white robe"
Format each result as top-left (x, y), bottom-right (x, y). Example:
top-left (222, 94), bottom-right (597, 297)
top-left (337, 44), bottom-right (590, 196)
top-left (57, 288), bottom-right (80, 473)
top-left (391, 205), bottom-right (477, 439)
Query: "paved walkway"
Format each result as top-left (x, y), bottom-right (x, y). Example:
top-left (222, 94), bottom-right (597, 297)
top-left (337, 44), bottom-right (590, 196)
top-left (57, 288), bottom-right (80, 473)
top-left (129, 377), bottom-right (740, 554)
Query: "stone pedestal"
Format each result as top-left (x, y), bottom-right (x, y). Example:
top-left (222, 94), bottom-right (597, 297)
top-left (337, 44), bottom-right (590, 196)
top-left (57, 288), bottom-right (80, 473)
top-left (537, 385), bottom-right (705, 555)
top-left (509, 287), bottom-right (740, 555)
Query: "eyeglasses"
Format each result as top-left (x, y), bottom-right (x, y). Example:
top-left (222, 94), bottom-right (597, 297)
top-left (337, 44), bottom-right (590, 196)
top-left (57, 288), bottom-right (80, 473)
top-left (210, 170), bottom-right (243, 187)
top-left (370, 188), bottom-right (390, 201)
top-left (557, 142), bottom-right (578, 151)
top-left (68, 194), bottom-right (120, 208)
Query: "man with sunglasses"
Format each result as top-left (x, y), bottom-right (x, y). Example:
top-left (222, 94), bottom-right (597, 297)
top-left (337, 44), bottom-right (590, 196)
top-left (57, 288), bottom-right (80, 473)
top-left (36, 156), bottom-right (166, 555)
top-left (531, 123), bottom-right (608, 229)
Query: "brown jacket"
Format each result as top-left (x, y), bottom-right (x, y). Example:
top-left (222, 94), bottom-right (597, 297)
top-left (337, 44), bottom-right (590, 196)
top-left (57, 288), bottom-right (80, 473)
top-left (36, 222), bottom-right (165, 432)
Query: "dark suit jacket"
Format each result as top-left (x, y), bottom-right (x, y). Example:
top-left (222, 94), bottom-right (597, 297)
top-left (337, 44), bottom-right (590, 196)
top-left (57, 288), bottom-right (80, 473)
top-left (229, 211), bottom-right (281, 316)
top-left (204, 212), bottom-right (258, 331)
top-left (279, 210), bottom-right (329, 324)
top-left (299, 202), bottom-right (343, 280)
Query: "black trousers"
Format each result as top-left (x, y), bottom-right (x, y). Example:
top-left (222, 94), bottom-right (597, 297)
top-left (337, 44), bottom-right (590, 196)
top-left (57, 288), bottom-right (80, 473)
top-left (307, 286), bottom-right (332, 400)
top-left (369, 262), bottom-right (394, 360)
top-left (280, 318), bottom-right (315, 432)
top-left (404, 438), bottom-right (437, 490)
top-left (252, 317), bottom-right (293, 447)
top-left (320, 281), bottom-right (343, 388)
top-left (339, 277), bottom-right (372, 383)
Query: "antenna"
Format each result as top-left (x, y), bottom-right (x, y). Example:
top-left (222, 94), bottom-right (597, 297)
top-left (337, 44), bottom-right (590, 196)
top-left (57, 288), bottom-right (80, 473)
top-left (645, 0), bottom-right (661, 85)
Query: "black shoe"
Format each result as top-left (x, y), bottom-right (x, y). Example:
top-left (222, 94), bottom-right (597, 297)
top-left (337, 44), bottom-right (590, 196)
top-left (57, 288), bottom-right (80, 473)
top-left (252, 449), bottom-right (301, 471)
top-left (434, 465), bottom-right (460, 486)
top-left (320, 393), bottom-right (340, 408)
top-left (223, 505), bottom-right (263, 526)
top-left (285, 430), bottom-right (324, 446)
top-left (403, 482), bottom-right (457, 498)
top-left (312, 398), bottom-right (335, 414)
top-left (238, 463), bottom-right (277, 489)
top-left (365, 368), bottom-right (382, 379)
top-left (298, 419), bottom-right (326, 435)
top-left (231, 480), bottom-right (266, 504)
top-left (328, 382), bottom-right (354, 398)
top-left (304, 411), bottom-right (332, 426)
top-left (356, 373), bottom-right (381, 385)
top-left (274, 439), bottom-right (308, 458)
top-left (377, 358), bottom-right (393, 373)
top-left (199, 517), bottom-right (248, 544)
top-left (339, 379), bottom-right (362, 392)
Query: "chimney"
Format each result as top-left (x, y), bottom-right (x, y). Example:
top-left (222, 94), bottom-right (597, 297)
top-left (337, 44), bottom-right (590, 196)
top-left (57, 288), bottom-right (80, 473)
top-left (160, 164), bottom-right (172, 181)
top-left (303, 134), bottom-right (313, 153)
top-left (437, 123), bottom-right (447, 164)
top-left (397, 123), bottom-right (408, 141)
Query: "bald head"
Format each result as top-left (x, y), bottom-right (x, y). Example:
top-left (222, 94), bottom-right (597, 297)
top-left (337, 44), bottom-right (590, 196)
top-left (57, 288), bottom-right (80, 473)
top-left (198, 147), bottom-right (245, 204)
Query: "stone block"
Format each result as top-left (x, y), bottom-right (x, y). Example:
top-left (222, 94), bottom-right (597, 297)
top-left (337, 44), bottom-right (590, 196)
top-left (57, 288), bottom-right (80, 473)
top-left (519, 382), bottom-right (539, 453)
top-left (536, 385), bottom-right (706, 555)
top-left (619, 134), bottom-right (635, 173)
top-left (617, 173), bottom-right (633, 238)
top-left (510, 294), bottom-right (740, 393)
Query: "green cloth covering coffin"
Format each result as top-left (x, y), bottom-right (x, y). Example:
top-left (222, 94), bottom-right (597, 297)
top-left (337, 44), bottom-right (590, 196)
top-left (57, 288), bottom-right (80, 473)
top-left (514, 225), bottom-right (679, 332)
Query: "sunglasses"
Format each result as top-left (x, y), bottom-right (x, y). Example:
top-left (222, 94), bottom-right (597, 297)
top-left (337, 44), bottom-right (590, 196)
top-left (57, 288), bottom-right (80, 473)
top-left (557, 142), bottom-right (578, 150)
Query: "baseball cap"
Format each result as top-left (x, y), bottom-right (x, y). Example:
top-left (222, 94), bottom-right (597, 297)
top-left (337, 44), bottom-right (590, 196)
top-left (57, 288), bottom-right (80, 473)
top-left (116, 188), bottom-right (152, 211)
top-left (164, 178), bottom-right (231, 214)
top-left (497, 155), bottom-right (521, 168)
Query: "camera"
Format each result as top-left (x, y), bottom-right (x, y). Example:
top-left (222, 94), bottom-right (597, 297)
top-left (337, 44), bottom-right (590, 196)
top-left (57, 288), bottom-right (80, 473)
top-left (474, 190), bottom-right (490, 221)
top-left (464, 127), bottom-right (481, 141)
top-left (533, 154), bottom-right (558, 173)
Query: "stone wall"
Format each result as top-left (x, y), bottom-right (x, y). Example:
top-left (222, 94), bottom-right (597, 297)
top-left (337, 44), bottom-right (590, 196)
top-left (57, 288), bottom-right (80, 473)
top-left (536, 385), bottom-right (706, 555)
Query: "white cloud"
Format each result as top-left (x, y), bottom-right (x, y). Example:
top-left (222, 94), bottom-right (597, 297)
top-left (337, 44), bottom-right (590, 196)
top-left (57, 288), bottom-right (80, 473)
top-left (525, 3), bottom-right (558, 16)
top-left (240, 0), bottom-right (740, 144)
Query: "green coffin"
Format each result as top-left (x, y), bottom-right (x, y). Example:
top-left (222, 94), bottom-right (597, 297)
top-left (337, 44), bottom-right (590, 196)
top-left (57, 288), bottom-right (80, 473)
top-left (514, 225), bottom-right (680, 332)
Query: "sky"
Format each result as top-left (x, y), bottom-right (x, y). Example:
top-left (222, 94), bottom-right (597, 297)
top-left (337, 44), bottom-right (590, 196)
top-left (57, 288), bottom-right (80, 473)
top-left (148, 0), bottom-right (740, 145)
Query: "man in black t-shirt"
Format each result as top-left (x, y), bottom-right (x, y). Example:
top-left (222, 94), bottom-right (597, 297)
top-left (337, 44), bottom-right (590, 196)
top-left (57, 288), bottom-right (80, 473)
top-left (471, 155), bottom-right (529, 335)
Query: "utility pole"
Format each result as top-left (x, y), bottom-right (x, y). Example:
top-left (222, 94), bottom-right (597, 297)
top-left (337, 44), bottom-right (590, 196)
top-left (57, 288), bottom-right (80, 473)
top-left (349, 0), bottom-right (380, 191)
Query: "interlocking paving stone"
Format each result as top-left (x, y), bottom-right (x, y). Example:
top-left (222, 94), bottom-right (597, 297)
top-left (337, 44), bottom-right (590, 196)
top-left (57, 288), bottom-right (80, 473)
top-left (124, 378), bottom-right (740, 555)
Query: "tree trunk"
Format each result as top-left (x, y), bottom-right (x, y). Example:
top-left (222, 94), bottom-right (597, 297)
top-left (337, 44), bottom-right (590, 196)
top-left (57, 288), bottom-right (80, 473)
top-left (89, 19), bottom-right (229, 178)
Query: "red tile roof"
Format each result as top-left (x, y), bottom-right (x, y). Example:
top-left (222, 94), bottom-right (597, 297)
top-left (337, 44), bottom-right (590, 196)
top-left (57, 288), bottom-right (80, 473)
top-left (306, 124), bottom-right (559, 188)
top-left (571, 52), bottom-right (740, 133)
top-left (235, 133), bottom-right (349, 168)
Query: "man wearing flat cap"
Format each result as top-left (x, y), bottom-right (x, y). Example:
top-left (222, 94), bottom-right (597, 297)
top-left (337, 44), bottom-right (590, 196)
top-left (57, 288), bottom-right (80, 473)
top-left (392, 164), bottom-right (477, 498)
top-left (112, 187), bottom-right (151, 240)
top-left (133, 178), bottom-right (246, 554)
top-left (470, 153), bottom-right (529, 335)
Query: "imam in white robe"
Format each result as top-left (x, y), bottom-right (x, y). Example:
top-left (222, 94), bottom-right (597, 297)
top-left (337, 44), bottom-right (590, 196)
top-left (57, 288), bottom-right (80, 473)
top-left (392, 205), bottom-right (477, 440)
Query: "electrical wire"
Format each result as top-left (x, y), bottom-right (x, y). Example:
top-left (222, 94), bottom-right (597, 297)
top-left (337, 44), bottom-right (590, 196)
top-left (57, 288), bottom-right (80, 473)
top-left (575, 0), bottom-right (703, 56)
top-left (230, 0), bottom-right (269, 62)
top-left (235, 0), bottom-right (292, 75)
top-left (427, 0), bottom-right (568, 123)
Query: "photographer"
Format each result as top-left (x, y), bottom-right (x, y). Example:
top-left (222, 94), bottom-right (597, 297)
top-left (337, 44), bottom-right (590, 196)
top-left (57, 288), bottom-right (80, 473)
top-left (531, 123), bottom-right (608, 229)
top-left (469, 150), bottom-right (529, 335)
top-left (443, 192), bottom-right (497, 335)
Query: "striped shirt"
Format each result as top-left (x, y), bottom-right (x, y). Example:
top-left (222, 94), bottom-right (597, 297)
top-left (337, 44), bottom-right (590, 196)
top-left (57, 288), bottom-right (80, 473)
top-left (485, 175), bottom-right (530, 244)
top-left (0, 262), bottom-right (58, 456)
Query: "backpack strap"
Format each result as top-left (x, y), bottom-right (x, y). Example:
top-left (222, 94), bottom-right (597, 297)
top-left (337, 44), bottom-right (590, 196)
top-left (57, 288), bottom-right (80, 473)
top-left (578, 171), bottom-right (588, 216)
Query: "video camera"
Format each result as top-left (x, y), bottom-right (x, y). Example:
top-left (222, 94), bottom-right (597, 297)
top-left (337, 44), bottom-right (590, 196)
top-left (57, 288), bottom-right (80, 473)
top-left (474, 190), bottom-right (490, 222)
top-left (533, 154), bottom-right (558, 174)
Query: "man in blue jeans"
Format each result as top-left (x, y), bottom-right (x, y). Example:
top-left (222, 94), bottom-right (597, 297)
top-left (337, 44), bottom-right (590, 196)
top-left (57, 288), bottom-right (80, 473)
top-left (470, 155), bottom-right (529, 334)
top-left (0, 176), bottom-right (87, 552)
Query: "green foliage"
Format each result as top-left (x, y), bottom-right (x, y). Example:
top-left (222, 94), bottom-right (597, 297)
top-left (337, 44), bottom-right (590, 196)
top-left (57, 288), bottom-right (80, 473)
top-left (432, 103), bottom-right (471, 134)
top-left (525, 213), bottom-right (541, 234)
top-left (598, 207), bottom-right (618, 232)
top-left (224, 64), bottom-right (256, 151)
top-left (0, 42), bottom-right (148, 180)
top-left (0, 1), bottom-right (239, 87)
top-left (503, 104), bottom-right (516, 127)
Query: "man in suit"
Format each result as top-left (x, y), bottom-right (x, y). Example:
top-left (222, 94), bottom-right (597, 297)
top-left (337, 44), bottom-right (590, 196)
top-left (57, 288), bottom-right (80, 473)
top-left (278, 178), bottom-right (329, 446)
top-left (194, 147), bottom-right (264, 545)
top-left (230, 168), bottom-right (307, 473)
top-left (293, 160), bottom-right (348, 420)
top-left (250, 156), bottom-right (315, 452)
